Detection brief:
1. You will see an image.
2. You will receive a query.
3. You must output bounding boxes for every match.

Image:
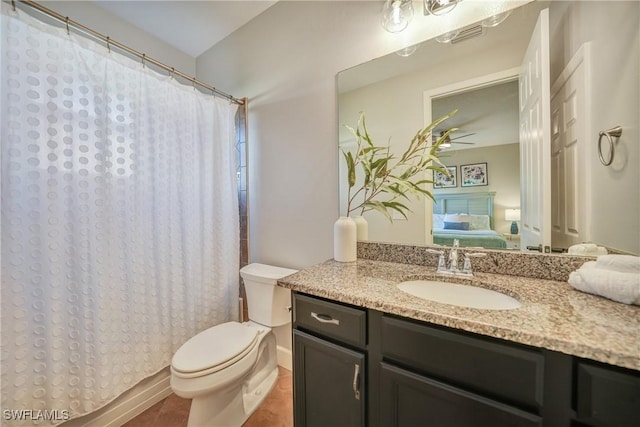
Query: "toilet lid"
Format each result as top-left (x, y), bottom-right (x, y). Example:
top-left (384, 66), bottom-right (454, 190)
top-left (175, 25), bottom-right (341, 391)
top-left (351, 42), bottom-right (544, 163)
top-left (172, 322), bottom-right (259, 374)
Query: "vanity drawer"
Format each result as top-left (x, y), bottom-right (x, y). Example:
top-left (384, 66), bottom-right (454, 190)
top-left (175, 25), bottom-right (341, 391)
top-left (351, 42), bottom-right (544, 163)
top-left (575, 361), bottom-right (640, 427)
top-left (293, 293), bottom-right (366, 347)
top-left (380, 362), bottom-right (541, 427)
top-left (381, 315), bottom-right (544, 412)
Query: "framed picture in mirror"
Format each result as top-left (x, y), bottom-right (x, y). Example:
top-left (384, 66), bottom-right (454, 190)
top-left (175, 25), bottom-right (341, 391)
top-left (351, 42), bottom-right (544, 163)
top-left (434, 166), bottom-right (457, 188)
top-left (461, 162), bottom-right (488, 187)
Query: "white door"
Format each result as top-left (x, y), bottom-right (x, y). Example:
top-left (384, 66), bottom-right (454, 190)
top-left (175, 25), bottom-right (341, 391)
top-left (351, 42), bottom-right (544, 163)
top-left (519, 8), bottom-right (551, 252)
top-left (550, 44), bottom-right (592, 250)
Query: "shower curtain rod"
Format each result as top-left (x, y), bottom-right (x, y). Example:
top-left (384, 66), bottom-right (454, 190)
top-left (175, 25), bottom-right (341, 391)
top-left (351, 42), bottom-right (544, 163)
top-left (10, 0), bottom-right (245, 106)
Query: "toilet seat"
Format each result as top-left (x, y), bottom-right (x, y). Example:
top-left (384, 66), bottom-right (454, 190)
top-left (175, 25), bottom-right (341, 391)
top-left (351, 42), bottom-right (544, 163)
top-left (171, 322), bottom-right (260, 379)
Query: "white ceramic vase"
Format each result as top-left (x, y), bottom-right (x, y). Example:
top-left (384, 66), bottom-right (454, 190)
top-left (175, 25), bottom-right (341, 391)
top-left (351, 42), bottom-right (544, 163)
top-left (334, 216), bottom-right (357, 262)
top-left (351, 216), bottom-right (368, 241)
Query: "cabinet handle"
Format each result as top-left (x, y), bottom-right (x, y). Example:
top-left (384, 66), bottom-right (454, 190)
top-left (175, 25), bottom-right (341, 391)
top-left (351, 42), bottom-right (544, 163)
top-left (310, 312), bottom-right (340, 326)
top-left (352, 364), bottom-right (361, 400)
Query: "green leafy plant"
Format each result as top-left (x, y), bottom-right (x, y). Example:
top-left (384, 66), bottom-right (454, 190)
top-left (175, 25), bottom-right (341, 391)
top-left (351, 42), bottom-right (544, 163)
top-left (342, 110), bottom-right (457, 221)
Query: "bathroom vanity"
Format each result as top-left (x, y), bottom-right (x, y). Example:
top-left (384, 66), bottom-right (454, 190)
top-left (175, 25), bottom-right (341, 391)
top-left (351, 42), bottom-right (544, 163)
top-left (278, 255), bottom-right (640, 427)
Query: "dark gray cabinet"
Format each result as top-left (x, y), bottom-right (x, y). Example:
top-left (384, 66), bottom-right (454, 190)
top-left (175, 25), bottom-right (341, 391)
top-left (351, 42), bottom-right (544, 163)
top-left (379, 315), bottom-right (545, 426)
top-left (380, 314), bottom-right (544, 412)
top-left (380, 362), bottom-right (541, 427)
top-left (575, 361), bottom-right (640, 427)
top-left (291, 292), bottom-right (640, 427)
top-left (292, 294), bottom-right (366, 427)
top-left (293, 331), bottom-right (365, 427)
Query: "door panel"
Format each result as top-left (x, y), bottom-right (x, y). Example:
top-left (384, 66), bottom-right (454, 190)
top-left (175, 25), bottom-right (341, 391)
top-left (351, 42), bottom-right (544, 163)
top-left (520, 8), bottom-right (551, 251)
top-left (550, 44), bottom-right (592, 249)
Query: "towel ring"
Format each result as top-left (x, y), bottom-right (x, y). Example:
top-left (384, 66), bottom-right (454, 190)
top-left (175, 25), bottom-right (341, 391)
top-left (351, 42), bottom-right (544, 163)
top-left (598, 126), bottom-right (622, 166)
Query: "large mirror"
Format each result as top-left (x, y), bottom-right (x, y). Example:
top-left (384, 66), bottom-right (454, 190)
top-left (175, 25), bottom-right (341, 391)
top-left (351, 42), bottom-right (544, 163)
top-left (338, 0), bottom-right (639, 255)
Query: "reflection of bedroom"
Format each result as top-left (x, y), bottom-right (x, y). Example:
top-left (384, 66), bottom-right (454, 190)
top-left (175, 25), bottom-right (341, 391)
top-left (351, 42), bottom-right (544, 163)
top-left (434, 144), bottom-right (520, 236)
top-left (338, 0), bottom-right (638, 254)
top-left (432, 80), bottom-right (520, 242)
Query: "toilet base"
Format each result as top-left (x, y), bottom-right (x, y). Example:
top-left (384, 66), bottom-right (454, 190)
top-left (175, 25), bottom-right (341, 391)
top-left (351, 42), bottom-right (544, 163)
top-left (187, 367), bottom-right (277, 427)
top-left (184, 331), bottom-right (278, 427)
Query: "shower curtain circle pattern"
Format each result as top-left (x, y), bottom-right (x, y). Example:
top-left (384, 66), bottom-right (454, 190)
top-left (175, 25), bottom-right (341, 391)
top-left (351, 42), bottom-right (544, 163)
top-left (1, 3), bottom-right (240, 422)
top-left (15, 0), bottom-right (245, 105)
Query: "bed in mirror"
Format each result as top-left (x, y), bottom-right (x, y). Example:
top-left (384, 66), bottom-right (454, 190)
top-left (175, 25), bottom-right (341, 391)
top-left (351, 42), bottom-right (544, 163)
top-left (337, 0), bottom-right (639, 255)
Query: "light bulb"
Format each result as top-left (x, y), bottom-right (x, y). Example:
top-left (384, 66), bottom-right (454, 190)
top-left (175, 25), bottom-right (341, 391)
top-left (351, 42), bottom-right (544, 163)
top-left (396, 45), bottom-right (418, 57)
top-left (481, 10), bottom-right (512, 28)
top-left (382, 0), bottom-right (414, 33)
top-left (424, 0), bottom-right (460, 16)
top-left (435, 29), bottom-right (460, 43)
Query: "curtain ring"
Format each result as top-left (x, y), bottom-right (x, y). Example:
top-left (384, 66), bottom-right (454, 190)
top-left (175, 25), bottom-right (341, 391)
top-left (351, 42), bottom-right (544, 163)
top-left (192, 77), bottom-right (197, 89)
top-left (598, 126), bottom-right (622, 166)
top-left (106, 36), bottom-right (111, 53)
top-left (141, 53), bottom-right (146, 67)
top-left (11, 0), bottom-right (16, 11)
top-left (65, 16), bottom-right (70, 35)
top-left (170, 67), bottom-right (175, 79)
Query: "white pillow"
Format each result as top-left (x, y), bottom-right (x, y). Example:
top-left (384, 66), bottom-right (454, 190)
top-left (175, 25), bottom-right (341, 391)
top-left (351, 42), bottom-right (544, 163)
top-left (469, 214), bottom-right (491, 230)
top-left (433, 214), bottom-right (445, 229)
top-left (444, 213), bottom-right (471, 223)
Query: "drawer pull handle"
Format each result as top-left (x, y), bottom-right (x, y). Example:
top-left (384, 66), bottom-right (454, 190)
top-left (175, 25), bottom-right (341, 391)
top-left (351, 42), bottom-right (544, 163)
top-left (352, 364), bottom-right (361, 400)
top-left (310, 312), bottom-right (340, 326)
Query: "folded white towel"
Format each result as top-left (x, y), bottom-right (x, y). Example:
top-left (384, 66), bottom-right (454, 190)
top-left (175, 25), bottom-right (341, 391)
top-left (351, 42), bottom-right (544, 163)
top-left (595, 254), bottom-right (640, 274)
top-left (568, 267), bottom-right (640, 305)
top-left (568, 243), bottom-right (608, 256)
top-left (579, 261), bottom-right (597, 269)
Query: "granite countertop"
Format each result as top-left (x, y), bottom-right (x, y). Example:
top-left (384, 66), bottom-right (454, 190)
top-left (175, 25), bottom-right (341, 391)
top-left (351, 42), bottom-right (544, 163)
top-left (278, 259), bottom-right (640, 371)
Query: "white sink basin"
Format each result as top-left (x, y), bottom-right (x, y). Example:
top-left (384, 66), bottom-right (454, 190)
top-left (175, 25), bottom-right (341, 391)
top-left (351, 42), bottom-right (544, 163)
top-left (397, 280), bottom-right (521, 310)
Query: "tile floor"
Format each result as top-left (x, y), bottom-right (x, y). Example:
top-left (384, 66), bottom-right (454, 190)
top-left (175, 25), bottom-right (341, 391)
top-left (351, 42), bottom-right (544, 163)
top-left (122, 367), bottom-right (293, 427)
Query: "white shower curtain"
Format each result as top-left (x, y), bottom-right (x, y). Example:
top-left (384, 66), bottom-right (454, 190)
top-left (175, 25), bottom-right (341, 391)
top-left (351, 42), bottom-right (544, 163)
top-left (1, 5), bottom-right (239, 423)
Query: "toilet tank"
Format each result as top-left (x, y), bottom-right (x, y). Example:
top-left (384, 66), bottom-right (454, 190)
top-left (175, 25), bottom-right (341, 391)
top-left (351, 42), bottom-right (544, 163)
top-left (240, 263), bottom-right (297, 327)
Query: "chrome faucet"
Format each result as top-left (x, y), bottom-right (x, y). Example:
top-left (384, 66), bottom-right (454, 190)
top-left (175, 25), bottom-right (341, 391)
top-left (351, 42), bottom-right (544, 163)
top-left (461, 252), bottom-right (486, 277)
top-left (448, 239), bottom-right (460, 273)
top-left (427, 239), bottom-right (486, 277)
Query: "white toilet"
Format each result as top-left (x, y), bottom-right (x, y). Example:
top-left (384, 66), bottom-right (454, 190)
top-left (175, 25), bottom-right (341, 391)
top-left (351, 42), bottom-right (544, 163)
top-left (170, 263), bottom-right (297, 427)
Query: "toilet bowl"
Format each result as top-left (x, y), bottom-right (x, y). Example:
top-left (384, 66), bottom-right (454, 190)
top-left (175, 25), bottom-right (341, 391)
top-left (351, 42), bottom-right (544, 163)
top-left (170, 263), bottom-right (297, 427)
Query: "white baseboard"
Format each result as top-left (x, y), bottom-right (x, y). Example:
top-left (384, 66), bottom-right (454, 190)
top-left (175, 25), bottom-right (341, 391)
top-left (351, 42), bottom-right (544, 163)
top-left (62, 346), bottom-right (289, 427)
top-left (277, 345), bottom-right (292, 371)
top-left (61, 368), bottom-right (173, 427)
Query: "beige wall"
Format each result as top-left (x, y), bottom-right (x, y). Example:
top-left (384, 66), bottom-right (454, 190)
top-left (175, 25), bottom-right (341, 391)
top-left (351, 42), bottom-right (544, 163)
top-left (197, 1), bottom-right (530, 268)
top-left (195, 0), bottom-right (638, 264)
top-left (23, 1), bottom-right (196, 75)
top-left (549, 1), bottom-right (639, 254)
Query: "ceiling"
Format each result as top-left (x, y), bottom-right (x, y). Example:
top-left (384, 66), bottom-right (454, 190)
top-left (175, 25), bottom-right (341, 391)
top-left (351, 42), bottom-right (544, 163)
top-left (91, 0), bottom-right (279, 57)
top-left (432, 80), bottom-right (520, 150)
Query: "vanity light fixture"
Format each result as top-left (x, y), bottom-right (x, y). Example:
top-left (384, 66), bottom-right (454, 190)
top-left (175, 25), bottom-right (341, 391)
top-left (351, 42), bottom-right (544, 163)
top-left (382, 0), bottom-right (414, 33)
top-left (396, 44), bottom-right (418, 57)
top-left (435, 29), bottom-right (460, 43)
top-left (424, 0), bottom-right (461, 16)
top-left (436, 6), bottom-right (512, 44)
top-left (481, 10), bottom-right (512, 28)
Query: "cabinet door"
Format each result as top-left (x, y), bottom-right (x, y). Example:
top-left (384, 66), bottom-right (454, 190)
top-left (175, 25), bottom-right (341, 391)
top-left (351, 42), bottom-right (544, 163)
top-left (575, 362), bottom-right (640, 427)
top-left (381, 315), bottom-right (544, 411)
top-left (380, 363), bottom-right (541, 427)
top-left (293, 330), bottom-right (365, 427)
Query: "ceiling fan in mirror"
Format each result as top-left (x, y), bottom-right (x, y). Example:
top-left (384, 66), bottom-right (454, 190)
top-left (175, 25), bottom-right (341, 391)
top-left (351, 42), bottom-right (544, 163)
top-left (434, 130), bottom-right (476, 149)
